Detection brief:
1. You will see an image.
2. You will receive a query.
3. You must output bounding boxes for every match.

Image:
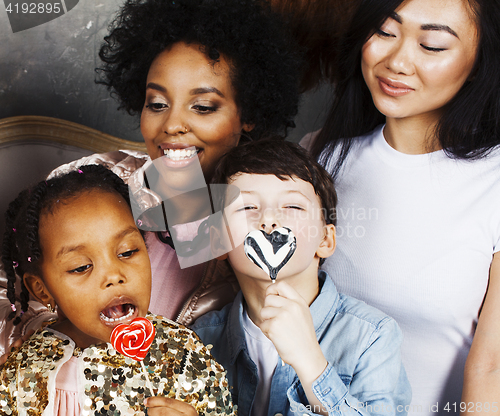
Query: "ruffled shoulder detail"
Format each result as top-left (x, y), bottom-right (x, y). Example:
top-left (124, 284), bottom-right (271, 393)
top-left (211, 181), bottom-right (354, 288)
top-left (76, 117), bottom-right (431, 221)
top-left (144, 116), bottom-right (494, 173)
top-left (0, 329), bottom-right (74, 415)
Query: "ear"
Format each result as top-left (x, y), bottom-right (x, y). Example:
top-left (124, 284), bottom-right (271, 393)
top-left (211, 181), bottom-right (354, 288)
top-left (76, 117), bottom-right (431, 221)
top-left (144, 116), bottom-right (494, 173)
top-left (23, 273), bottom-right (55, 307)
top-left (316, 224), bottom-right (336, 260)
top-left (242, 123), bottom-right (255, 133)
top-left (467, 65), bottom-right (478, 82)
top-left (209, 224), bottom-right (230, 261)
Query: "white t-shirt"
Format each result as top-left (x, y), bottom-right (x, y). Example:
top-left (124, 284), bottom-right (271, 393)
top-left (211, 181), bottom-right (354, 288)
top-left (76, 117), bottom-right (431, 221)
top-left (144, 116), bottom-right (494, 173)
top-left (311, 125), bottom-right (500, 416)
top-left (242, 307), bottom-right (279, 416)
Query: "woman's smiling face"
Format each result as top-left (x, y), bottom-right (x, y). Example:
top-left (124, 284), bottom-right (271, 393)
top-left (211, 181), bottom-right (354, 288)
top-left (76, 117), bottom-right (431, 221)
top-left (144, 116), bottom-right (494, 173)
top-left (140, 41), bottom-right (252, 183)
top-left (361, 0), bottom-right (479, 124)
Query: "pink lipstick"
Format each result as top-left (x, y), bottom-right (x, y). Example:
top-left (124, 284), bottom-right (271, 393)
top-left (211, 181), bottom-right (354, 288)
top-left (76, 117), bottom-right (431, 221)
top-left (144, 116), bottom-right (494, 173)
top-left (378, 77), bottom-right (414, 97)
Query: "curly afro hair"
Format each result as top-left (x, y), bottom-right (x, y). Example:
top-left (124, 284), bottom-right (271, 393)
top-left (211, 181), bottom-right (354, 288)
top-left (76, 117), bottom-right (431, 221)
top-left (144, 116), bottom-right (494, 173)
top-left (98, 0), bottom-right (302, 140)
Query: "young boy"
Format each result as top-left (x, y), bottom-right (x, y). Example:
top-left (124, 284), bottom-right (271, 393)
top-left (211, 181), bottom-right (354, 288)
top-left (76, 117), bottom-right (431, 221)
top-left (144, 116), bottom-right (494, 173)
top-left (192, 140), bottom-right (411, 416)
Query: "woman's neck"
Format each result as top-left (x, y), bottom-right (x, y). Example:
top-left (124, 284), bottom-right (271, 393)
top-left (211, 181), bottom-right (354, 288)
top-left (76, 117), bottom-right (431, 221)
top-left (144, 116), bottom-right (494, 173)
top-left (146, 166), bottom-right (212, 225)
top-left (384, 115), bottom-right (442, 155)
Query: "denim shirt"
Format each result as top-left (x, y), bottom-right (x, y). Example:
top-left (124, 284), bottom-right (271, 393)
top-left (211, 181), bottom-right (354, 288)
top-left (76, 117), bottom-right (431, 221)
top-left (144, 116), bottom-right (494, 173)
top-left (192, 271), bottom-right (411, 416)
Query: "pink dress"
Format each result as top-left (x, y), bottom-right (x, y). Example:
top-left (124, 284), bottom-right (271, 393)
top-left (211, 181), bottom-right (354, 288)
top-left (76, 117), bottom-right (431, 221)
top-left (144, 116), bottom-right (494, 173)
top-left (146, 231), bottom-right (205, 320)
top-left (54, 357), bottom-right (80, 416)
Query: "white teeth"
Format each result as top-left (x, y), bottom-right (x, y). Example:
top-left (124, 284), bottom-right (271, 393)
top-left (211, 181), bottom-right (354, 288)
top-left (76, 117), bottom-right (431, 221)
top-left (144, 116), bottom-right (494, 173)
top-left (100, 305), bottom-right (135, 323)
top-left (162, 148), bottom-right (198, 160)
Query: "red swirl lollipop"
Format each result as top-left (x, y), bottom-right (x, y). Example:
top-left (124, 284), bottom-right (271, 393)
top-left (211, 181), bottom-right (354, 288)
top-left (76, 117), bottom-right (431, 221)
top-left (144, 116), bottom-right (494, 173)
top-left (111, 317), bottom-right (156, 395)
top-left (111, 317), bottom-right (155, 360)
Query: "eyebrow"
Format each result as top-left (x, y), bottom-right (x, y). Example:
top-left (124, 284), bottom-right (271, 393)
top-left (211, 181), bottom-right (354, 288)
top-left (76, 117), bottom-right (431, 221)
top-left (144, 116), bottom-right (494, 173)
top-left (145, 83), bottom-right (225, 98)
top-left (56, 226), bottom-right (141, 259)
top-left (146, 82), bottom-right (166, 93)
top-left (389, 12), bottom-right (459, 39)
top-left (190, 87), bottom-right (225, 98)
top-left (240, 189), bottom-right (313, 201)
top-left (285, 190), bottom-right (313, 202)
top-left (421, 24), bottom-right (459, 39)
top-left (56, 244), bottom-right (85, 259)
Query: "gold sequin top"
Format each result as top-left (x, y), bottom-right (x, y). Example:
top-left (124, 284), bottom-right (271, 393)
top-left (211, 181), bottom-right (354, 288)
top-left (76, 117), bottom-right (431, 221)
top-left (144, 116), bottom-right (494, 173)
top-left (0, 314), bottom-right (236, 415)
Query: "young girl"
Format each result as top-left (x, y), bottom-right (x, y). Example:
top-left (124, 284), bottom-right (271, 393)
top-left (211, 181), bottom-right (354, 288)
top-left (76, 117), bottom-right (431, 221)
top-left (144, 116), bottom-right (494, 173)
top-left (303, 0), bottom-right (500, 413)
top-left (0, 0), bottom-right (301, 357)
top-left (0, 165), bottom-right (235, 416)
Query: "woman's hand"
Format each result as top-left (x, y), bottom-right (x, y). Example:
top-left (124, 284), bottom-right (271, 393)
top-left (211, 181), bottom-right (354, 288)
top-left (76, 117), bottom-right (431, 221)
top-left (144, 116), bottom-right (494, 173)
top-left (144, 397), bottom-right (198, 416)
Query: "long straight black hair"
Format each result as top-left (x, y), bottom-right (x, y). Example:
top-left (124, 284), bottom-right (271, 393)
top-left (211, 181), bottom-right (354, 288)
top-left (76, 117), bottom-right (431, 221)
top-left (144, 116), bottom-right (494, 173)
top-left (310, 0), bottom-right (500, 178)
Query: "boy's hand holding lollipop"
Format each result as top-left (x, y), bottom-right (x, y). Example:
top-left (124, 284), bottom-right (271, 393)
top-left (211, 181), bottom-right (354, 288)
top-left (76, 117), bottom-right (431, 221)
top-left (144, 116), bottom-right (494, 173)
top-left (244, 227), bottom-right (328, 394)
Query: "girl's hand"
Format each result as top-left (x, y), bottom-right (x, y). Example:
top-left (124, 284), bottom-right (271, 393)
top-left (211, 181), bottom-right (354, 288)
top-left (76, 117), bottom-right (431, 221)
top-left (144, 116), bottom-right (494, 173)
top-left (259, 281), bottom-right (327, 382)
top-left (144, 397), bottom-right (198, 415)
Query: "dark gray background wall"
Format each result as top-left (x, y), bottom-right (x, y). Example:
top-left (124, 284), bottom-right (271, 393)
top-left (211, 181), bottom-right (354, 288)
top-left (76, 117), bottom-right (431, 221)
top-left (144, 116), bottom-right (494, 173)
top-left (0, 0), bottom-right (331, 143)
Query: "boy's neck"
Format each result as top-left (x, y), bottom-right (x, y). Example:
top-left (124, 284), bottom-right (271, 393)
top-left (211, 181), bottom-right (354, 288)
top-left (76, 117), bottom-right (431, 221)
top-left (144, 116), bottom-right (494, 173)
top-left (238, 265), bottom-right (321, 327)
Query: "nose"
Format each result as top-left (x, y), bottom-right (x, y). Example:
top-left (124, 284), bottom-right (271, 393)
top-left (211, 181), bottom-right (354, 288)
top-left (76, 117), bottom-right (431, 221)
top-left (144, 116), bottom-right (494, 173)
top-left (385, 39), bottom-right (414, 76)
top-left (260, 208), bottom-right (280, 234)
top-left (101, 258), bottom-right (127, 288)
top-left (162, 106), bottom-right (189, 136)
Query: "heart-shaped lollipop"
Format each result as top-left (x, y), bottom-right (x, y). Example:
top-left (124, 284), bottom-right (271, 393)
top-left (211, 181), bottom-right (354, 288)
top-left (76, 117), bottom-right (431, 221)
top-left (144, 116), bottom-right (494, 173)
top-left (111, 317), bottom-right (155, 361)
top-left (244, 227), bottom-right (296, 282)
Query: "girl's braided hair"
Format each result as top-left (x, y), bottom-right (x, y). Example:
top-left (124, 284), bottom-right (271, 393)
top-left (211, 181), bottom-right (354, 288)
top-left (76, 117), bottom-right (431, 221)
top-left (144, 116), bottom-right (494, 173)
top-left (2, 165), bottom-right (131, 324)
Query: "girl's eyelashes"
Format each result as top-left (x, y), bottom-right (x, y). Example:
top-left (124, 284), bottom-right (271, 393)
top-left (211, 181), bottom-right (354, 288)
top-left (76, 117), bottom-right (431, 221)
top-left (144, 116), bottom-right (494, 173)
top-left (284, 205), bottom-right (305, 211)
top-left (68, 264), bottom-right (91, 274)
top-left (118, 248), bottom-right (139, 258)
top-left (65, 248), bottom-right (139, 273)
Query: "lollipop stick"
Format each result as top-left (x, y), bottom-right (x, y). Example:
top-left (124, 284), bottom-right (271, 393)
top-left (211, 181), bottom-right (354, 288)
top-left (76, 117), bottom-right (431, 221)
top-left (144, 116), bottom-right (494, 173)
top-left (140, 360), bottom-right (155, 396)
